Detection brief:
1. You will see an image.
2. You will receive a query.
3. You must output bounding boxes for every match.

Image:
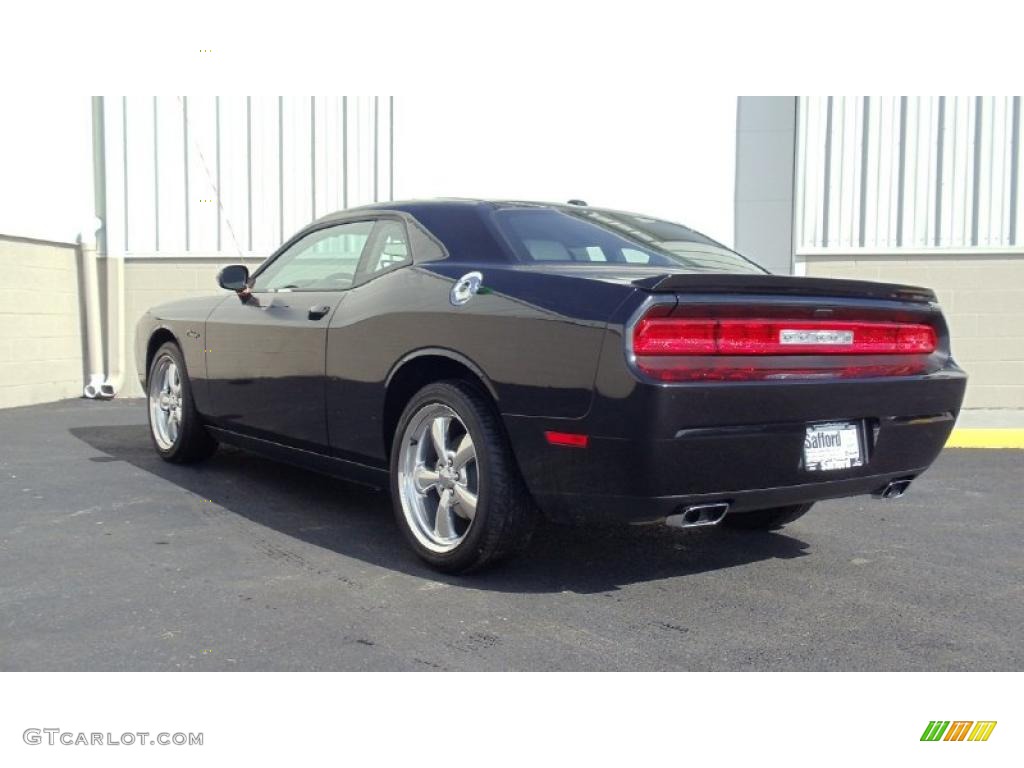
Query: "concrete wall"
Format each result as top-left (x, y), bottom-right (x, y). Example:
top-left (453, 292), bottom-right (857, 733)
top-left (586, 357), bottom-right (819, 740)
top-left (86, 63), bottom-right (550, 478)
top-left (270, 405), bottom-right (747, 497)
top-left (0, 236), bottom-right (87, 409)
top-left (802, 253), bottom-right (1024, 409)
top-left (0, 241), bottom-right (264, 408)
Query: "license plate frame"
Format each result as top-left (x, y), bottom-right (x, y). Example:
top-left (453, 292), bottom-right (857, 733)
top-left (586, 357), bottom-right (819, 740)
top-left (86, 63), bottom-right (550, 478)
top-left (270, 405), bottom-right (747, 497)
top-left (803, 421), bottom-right (864, 472)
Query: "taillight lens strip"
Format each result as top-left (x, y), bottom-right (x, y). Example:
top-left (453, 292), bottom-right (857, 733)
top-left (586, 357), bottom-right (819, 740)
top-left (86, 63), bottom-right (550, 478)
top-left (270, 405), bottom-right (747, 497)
top-left (633, 318), bottom-right (936, 356)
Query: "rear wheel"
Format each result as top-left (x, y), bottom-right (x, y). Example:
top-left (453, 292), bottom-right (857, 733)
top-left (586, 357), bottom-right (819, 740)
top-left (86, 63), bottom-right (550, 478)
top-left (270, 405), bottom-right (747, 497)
top-left (147, 341), bottom-right (218, 463)
top-left (390, 380), bottom-right (536, 573)
top-left (721, 503), bottom-right (813, 531)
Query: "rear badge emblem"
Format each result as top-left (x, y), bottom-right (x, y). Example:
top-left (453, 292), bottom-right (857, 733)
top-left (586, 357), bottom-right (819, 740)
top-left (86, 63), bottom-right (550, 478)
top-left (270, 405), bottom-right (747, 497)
top-left (450, 271), bottom-right (484, 306)
top-left (779, 329), bottom-right (853, 346)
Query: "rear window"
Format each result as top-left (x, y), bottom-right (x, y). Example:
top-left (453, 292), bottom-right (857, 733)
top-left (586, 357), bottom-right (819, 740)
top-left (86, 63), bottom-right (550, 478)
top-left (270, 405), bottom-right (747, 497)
top-left (492, 208), bottom-right (766, 274)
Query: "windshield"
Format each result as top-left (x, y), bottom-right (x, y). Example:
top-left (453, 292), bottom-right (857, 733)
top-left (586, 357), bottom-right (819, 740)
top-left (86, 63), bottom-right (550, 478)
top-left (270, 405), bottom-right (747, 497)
top-left (492, 207), bottom-right (767, 274)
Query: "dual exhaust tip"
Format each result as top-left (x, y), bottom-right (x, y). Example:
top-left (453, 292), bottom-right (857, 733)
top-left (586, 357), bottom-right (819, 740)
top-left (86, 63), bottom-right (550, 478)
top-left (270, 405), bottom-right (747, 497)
top-left (665, 477), bottom-right (914, 529)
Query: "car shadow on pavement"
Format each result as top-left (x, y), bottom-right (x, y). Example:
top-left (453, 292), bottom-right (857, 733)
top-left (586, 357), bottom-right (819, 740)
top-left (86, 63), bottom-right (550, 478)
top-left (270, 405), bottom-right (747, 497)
top-left (71, 424), bottom-right (810, 594)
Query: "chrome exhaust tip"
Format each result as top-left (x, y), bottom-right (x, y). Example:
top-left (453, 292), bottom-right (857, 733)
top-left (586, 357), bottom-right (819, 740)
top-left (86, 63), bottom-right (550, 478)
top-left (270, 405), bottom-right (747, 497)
top-left (665, 502), bottom-right (731, 529)
top-left (874, 478), bottom-right (912, 500)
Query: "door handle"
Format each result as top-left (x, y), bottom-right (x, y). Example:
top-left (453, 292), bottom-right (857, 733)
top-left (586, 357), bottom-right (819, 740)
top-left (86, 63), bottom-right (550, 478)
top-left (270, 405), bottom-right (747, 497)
top-left (308, 304), bottom-right (332, 320)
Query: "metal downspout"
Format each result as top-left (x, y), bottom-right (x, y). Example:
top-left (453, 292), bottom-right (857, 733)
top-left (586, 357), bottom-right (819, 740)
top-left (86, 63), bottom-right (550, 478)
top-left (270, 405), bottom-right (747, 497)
top-left (98, 248), bottom-right (125, 398)
top-left (82, 96), bottom-right (107, 399)
top-left (80, 220), bottom-right (105, 398)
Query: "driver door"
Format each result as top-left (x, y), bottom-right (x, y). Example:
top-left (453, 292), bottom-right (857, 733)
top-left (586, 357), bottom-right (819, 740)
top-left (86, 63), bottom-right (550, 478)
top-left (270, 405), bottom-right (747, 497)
top-left (204, 219), bottom-right (375, 451)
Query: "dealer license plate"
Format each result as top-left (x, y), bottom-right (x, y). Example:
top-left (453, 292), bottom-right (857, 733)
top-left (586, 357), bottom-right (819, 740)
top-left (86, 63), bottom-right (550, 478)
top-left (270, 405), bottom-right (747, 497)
top-left (803, 422), bottom-right (863, 471)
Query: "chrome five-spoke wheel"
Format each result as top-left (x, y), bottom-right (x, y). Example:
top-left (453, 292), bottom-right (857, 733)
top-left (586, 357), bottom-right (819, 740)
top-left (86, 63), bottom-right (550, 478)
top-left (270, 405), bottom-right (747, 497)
top-left (390, 380), bottom-right (535, 572)
top-left (397, 403), bottom-right (479, 553)
top-left (149, 354), bottom-right (183, 450)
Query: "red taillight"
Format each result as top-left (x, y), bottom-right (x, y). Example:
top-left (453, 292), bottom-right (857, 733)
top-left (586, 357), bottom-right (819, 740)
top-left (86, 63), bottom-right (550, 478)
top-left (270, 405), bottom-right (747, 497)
top-left (633, 318), bottom-right (936, 356)
top-left (631, 312), bottom-right (937, 381)
top-left (634, 318), bottom-right (717, 355)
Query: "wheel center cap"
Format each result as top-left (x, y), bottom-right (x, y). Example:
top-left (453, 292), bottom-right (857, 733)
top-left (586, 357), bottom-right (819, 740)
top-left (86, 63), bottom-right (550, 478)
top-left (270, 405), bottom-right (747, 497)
top-left (438, 467), bottom-right (458, 489)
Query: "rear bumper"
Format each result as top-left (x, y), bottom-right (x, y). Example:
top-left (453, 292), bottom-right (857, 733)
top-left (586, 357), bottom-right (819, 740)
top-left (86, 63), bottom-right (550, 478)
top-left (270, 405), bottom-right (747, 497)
top-left (532, 469), bottom-right (926, 524)
top-left (504, 369), bottom-right (966, 524)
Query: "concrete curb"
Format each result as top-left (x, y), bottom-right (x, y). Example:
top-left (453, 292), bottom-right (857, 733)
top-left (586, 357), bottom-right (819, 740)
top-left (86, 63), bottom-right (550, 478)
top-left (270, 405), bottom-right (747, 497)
top-left (946, 429), bottom-right (1024, 449)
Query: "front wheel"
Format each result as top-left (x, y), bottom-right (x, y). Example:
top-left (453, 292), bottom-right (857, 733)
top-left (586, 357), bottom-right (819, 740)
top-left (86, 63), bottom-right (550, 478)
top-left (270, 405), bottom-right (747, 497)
top-left (390, 380), bottom-right (536, 573)
top-left (147, 341), bottom-right (217, 463)
top-left (721, 503), bottom-right (813, 531)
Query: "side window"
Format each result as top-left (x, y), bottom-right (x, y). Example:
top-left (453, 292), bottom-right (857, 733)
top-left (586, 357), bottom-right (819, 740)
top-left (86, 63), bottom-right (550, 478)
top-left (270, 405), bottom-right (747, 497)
top-left (359, 219), bottom-right (411, 278)
top-left (252, 220), bottom-right (374, 292)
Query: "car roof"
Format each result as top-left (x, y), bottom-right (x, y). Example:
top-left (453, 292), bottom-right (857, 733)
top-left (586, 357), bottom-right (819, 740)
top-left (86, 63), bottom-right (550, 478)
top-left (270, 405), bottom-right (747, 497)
top-left (310, 198), bottom-right (732, 257)
top-left (315, 198), bottom-right (598, 222)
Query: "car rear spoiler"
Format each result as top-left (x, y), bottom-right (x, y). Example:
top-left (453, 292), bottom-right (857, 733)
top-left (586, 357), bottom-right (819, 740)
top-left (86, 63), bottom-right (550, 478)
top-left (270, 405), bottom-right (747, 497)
top-left (634, 274), bottom-right (937, 304)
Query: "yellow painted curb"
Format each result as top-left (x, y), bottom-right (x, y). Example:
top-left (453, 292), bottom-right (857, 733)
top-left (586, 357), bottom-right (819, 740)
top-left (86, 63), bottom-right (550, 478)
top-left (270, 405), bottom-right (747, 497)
top-left (946, 428), bottom-right (1024, 449)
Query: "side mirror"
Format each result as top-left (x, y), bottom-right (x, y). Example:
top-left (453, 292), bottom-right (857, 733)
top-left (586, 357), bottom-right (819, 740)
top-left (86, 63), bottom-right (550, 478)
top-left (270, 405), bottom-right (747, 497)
top-left (217, 264), bottom-right (250, 292)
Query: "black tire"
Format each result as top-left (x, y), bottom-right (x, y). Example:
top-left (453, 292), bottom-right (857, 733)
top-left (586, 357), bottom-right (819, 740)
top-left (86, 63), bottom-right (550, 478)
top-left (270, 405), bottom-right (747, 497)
top-left (389, 380), bottom-right (536, 573)
top-left (146, 341), bottom-right (218, 464)
top-left (721, 503), bottom-right (813, 531)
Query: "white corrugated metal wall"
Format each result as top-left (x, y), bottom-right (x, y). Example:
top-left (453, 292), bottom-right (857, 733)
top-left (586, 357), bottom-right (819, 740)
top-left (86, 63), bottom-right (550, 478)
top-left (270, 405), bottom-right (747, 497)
top-left (101, 96), bottom-right (394, 256)
top-left (796, 96), bottom-right (1023, 251)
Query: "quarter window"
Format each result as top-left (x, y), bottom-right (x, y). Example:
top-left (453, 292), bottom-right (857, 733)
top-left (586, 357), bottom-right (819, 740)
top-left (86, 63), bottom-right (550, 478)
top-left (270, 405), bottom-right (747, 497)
top-left (360, 219), bottom-right (411, 277)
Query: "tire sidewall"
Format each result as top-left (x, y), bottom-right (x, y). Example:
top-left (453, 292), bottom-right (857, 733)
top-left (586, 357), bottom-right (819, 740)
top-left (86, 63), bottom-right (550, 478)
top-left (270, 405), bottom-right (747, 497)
top-left (389, 382), bottom-right (496, 570)
top-left (147, 341), bottom-right (194, 461)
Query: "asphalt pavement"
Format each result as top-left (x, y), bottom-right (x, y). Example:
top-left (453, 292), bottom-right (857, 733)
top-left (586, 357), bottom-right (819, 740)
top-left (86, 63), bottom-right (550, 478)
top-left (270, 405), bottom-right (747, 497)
top-left (1, 398), bottom-right (1020, 671)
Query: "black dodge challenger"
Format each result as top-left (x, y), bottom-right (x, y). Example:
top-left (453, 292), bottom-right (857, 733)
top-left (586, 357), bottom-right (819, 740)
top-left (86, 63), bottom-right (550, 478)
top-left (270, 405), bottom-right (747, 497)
top-left (136, 199), bottom-right (967, 572)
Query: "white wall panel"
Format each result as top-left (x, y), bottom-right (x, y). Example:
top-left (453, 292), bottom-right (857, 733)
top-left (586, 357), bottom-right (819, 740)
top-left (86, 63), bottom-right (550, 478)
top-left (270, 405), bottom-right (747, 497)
top-left (796, 96), bottom-right (1023, 252)
top-left (904, 96), bottom-right (936, 247)
top-left (183, 96), bottom-right (220, 253)
top-left (218, 96), bottom-right (249, 254)
top-left (154, 97), bottom-right (188, 253)
top-left (101, 96), bottom-right (393, 256)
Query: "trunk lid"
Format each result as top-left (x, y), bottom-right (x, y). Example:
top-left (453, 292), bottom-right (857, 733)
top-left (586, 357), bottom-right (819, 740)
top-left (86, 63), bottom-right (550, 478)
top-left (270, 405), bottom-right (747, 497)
top-left (634, 273), bottom-right (937, 304)
top-left (507, 263), bottom-right (937, 304)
